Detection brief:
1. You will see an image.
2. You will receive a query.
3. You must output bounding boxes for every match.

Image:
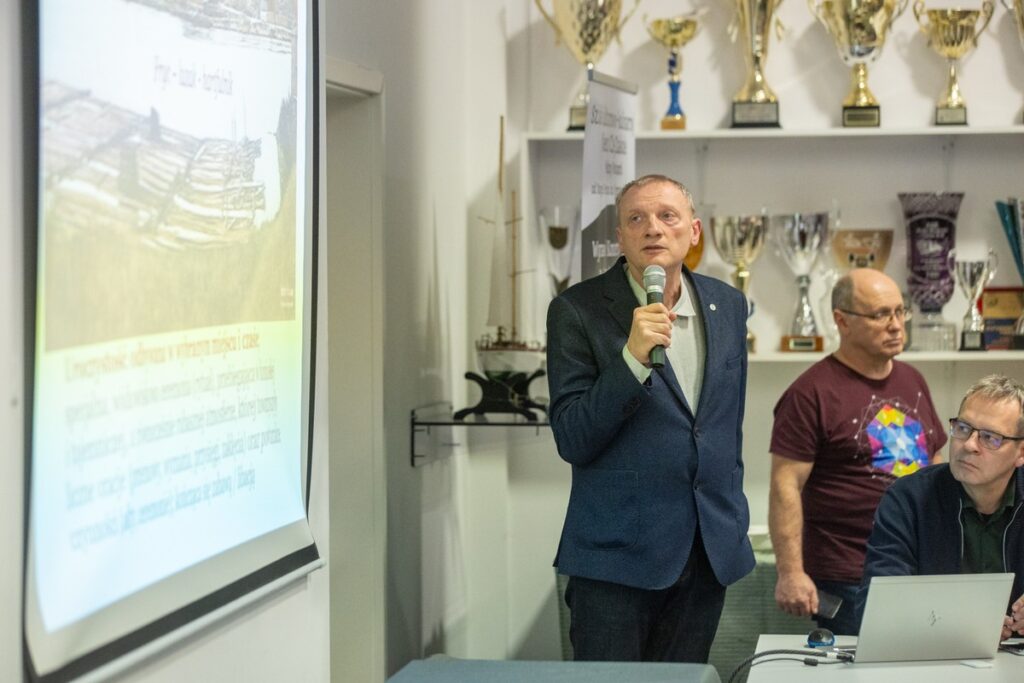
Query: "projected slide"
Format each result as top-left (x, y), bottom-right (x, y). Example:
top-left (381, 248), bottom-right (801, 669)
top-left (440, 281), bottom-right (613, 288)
top-left (27, 0), bottom-right (319, 679)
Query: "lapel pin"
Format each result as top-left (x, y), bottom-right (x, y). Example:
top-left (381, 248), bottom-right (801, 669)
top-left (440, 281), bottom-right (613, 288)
top-left (709, 303), bottom-right (717, 311)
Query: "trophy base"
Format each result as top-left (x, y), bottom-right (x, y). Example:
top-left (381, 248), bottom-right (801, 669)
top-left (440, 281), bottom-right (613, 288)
top-left (960, 329), bottom-right (985, 351)
top-left (843, 105), bottom-right (880, 127)
top-left (661, 114), bottom-right (686, 130)
top-left (568, 105), bottom-right (587, 131)
top-left (911, 316), bottom-right (957, 351)
top-left (936, 107), bottom-right (967, 126)
top-left (1012, 335), bottom-right (1024, 350)
top-left (731, 102), bottom-right (780, 128)
top-left (781, 335), bottom-right (824, 352)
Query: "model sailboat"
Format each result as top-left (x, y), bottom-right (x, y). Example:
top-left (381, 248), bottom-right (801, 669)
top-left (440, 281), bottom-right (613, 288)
top-left (454, 117), bottom-right (547, 421)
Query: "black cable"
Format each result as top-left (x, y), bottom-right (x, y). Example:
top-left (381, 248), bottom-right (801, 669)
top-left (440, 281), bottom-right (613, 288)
top-left (726, 648), bottom-right (853, 683)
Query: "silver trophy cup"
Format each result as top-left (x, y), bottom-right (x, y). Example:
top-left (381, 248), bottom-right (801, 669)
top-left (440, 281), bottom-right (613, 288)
top-left (953, 249), bottom-right (998, 350)
top-left (773, 211), bottom-right (830, 351)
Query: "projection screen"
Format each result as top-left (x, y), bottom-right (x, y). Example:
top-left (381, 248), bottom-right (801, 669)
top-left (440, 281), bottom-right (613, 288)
top-left (24, 1), bottom-right (322, 680)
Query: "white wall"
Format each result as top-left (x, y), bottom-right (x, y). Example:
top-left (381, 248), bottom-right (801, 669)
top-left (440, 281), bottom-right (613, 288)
top-left (324, 0), bottom-right (519, 674)
top-left (2, 1), bottom-right (26, 680)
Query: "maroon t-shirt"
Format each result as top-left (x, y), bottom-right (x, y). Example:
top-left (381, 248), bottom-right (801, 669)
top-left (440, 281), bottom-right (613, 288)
top-left (770, 355), bottom-right (947, 583)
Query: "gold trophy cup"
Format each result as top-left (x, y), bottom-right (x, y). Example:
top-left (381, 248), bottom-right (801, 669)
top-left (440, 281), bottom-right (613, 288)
top-left (810, 0), bottom-right (908, 127)
top-left (913, 1), bottom-right (994, 125)
top-left (729, 0), bottom-right (786, 127)
top-left (535, 0), bottom-right (642, 130)
top-left (647, 14), bottom-right (701, 129)
top-left (710, 213), bottom-right (769, 351)
top-left (1008, 0), bottom-right (1024, 47)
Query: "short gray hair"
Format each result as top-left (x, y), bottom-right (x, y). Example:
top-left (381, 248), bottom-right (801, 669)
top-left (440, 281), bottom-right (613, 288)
top-left (959, 374), bottom-right (1024, 435)
top-left (615, 174), bottom-right (696, 220)
top-left (831, 274), bottom-right (854, 311)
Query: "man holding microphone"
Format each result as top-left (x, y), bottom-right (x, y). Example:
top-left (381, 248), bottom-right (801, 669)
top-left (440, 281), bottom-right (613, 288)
top-left (546, 174), bottom-right (754, 662)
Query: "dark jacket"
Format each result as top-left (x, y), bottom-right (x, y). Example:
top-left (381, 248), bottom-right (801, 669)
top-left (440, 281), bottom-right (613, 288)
top-left (862, 463), bottom-right (1024, 613)
top-left (546, 257), bottom-right (755, 590)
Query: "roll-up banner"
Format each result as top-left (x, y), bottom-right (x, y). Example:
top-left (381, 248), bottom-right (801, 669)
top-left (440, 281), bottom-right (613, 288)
top-left (579, 69), bottom-right (637, 282)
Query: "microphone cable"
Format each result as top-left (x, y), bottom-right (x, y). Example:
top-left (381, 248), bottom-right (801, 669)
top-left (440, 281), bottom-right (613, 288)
top-left (726, 648), bottom-right (854, 683)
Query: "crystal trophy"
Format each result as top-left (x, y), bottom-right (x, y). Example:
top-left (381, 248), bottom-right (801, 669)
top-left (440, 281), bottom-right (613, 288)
top-left (899, 192), bottom-right (961, 351)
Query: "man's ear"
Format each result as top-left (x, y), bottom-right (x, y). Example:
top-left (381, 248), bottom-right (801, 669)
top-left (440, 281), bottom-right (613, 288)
top-left (833, 309), bottom-right (847, 334)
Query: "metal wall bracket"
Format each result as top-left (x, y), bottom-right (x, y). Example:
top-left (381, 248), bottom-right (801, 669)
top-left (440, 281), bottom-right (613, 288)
top-left (410, 402), bottom-right (551, 467)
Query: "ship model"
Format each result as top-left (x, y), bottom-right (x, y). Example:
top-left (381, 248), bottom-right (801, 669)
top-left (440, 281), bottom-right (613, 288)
top-left (454, 118), bottom-right (547, 422)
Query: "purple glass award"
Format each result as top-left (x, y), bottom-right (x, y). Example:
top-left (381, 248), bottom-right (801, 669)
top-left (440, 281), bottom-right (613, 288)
top-left (899, 192), bottom-right (962, 351)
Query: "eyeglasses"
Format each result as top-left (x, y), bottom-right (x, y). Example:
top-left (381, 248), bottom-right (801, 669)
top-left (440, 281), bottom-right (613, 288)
top-left (837, 306), bottom-right (912, 323)
top-left (948, 418), bottom-right (1024, 450)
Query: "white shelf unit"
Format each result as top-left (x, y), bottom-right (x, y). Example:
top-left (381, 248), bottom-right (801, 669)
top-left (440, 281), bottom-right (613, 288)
top-left (527, 126), bottom-right (1024, 141)
top-left (521, 127), bottom-right (1024, 526)
top-left (521, 127), bottom-right (1024, 358)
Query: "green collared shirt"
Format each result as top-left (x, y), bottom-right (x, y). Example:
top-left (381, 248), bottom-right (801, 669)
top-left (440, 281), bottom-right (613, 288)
top-left (960, 481), bottom-right (1017, 574)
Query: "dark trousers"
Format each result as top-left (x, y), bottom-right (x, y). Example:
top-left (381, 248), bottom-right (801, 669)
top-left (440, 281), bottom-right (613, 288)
top-left (812, 579), bottom-right (861, 636)
top-left (564, 534), bottom-right (726, 663)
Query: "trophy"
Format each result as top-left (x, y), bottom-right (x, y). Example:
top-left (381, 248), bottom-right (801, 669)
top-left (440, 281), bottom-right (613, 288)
top-left (831, 229), bottom-right (894, 270)
top-left (773, 212), bottom-right (830, 351)
top-left (535, 0), bottom-right (642, 130)
top-left (899, 192), bottom-right (962, 351)
top-left (729, 0), bottom-right (785, 127)
top-left (913, 1), bottom-right (994, 126)
top-left (952, 249), bottom-right (998, 350)
top-left (810, 0), bottom-right (908, 127)
top-left (1008, 0), bottom-right (1024, 49)
top-left (996, 198), bottom-right (1024, 348)
top-left (647, 14), bottom-right (701, 130)
top-left (821, 227), bottom-right (895, 349)
top-left (710, 213), bottom-right (769, 351)
top-left (539, 204), bottom-right (579, 297)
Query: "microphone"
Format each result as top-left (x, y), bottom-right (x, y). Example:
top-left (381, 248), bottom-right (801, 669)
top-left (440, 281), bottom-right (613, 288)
top-left (642, 265), bottom-right (666, 368)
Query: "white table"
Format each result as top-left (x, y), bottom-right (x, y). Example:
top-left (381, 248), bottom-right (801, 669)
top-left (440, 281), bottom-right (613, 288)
top-left (744, 635), bottom-right (1024, 683)
top-left (387, 657), bottom-right (721, 682)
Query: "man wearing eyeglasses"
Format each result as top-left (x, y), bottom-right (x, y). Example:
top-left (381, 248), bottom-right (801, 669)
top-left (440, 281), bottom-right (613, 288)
top-left (769, 268), bottom-right (947, 636)
top-left (862, 374), bottom-right (1024, 639)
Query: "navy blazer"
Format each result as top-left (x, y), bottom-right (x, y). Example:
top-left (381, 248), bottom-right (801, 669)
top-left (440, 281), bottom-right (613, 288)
top-left (547, 257), bottom-right (755, 590)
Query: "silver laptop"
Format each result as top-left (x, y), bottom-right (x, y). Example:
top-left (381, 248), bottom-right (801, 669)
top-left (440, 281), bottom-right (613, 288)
top-left (853, 573), bottom-right (1013, 663)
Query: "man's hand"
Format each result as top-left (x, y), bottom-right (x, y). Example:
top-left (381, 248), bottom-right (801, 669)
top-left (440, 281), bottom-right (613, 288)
top-left (775, 570), bottom-right (819, 617)
top-left (626, 303), bottom-right (676, 366)
top-left (1002, 594), bottom-right (1024, 640)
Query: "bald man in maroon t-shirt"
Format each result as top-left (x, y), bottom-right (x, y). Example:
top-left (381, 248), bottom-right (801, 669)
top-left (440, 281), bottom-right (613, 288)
top-left (768, 269), bottom-right (946, 635)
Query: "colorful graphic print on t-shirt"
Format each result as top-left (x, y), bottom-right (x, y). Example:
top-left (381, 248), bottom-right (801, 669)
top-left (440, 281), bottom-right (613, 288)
top-left (862, 400), bottom-right (930, 477)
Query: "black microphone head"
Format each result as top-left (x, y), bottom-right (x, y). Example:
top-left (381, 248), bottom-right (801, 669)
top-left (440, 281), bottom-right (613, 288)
top-left (642, 264), bottom-right (666, 295)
